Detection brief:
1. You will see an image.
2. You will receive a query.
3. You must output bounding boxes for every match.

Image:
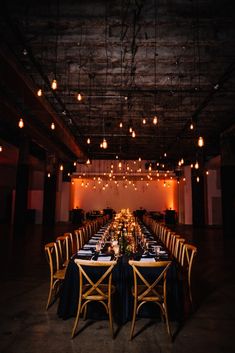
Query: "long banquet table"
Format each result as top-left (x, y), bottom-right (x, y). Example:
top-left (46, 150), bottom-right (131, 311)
top-left (57, 216), bottom-right (181, 324)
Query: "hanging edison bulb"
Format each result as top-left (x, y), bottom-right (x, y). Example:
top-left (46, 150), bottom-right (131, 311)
top-left (102, 138), bottom-right (108, 149)
top-left (18, 118), bottom-right (24, 128)
top-left (164, 152), bottom-right (167, 157)
top-left (0, 145), bottom-right (2, 152)
top-left (51, 79), bottom-right (57, 90)
top-left (198, 136), bottom-right (204, 147)
top-left (47, 172), bottom-right (51, 178)
top-left (73, 161), bottom-right (77, 167)
top-left (60, 164), bottom-right (64, 171)
top-left (190, 122), bottom-right (194, 130)
top-left (129, 126), bottom-right (133, 133)
top-left (51, 122), bottom-right (55, 130)
top-left (87, 137), bottom-right (91, 144)
top-left (37, 88), bottom-right (42, 97)
top-left (131, 130), bottom-right (136, 138)
top-left (86, 158), bottom-right (91, 165)
top-left (100, 141), bottom-right (103, 148)
top-left (181, 157), bottom-right (184, 164)
top-left (153, 115), bottom-right (158, 125)
top-left (195, 161), bottom-right (199, 169)
top-left (138, 157), bottom-right (141, 162)
top-left (118, 162), bottom-right (122, 169)
top-left (142, 118), bottom-right (146, 125)
top-left (119, 122), bottom-right (123, 128)
top-left (196, 176), bottom-right (200, 183)
top-left (77, 92), bottom-right (82, 101)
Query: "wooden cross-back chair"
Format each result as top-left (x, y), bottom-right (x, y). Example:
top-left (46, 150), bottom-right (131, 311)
top-left (56, 234), bottom-right (70, 268)
top-left (44, 242), bottom-right (66, 310)
top-left (181, 243), bottom-right (197, 305)
top-left (71, 259), bottom-right (117, 339)
top-left (128, 260), bottom-right (172, 340)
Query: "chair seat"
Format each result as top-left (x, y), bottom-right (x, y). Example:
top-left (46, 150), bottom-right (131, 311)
top-left (54, 269), bottom-right (66, 280)
top-left (82, 284), bottom-right (115, 300)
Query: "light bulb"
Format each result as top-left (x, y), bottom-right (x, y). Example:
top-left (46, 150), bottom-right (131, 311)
top-left (153, 115), bottom-right (158, 125)
top-left (196, 176), bottom-right (200, 183)
top-left (47, 172), bottom-right (51, 178)
top-left (51, 122), bottom-right (55, 130)
top-left (138, 157), bottom-right (141, 162)
top-left (198, 136), bottom-right (204, 147)
top-left (87, 137), bottom-right (91, 144)
top-left (131, 130), bottom-right (136, 138)
top-left (142, 118), bottom-right (146, 124)
top-left (73, 161), bottom-right (76, 166)
top-left (18, 118), bottom-right (24, 128)
top-left (102, 138), bottom-right (108, 149)
top-left (129, 126), bottom-right (133, 133)
top-left (100, 142), bottom-right (103, 148)
top-left (195, 161), bottom-right (199, 169)
top-left (51, 79), bottom-right (57, 90)
top-left (190, 123), bottom-right (194, 130)
top-left (181, 158), bottom-right (184, 164)
top-left (119, 122), bottom-right (123, 128)
top-left (60, 164), bottom-right (63, 171)
top-left (86, 158), bottom-right (91, 165)
top-left (164, 152), bottom-right (167, 157)
top-left (0, 145), bottom-right (2, 152)
top-left (77, 93), bottom-right (82, 101)
top-left (37, 88), bottom-right (42, 96)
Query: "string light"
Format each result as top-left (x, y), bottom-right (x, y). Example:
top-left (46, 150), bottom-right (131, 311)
top-left (18, 118), bottom-right (24, 128)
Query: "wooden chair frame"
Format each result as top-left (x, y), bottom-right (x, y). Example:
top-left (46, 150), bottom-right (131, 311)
top-left (72, 259), bottom-right (117, 339)
top-left (181, 243), bottom-right (197, 305)
top-left (44, 242), bottom-right (65, 310)
top-left (128, 260), bottom-right (172, 340)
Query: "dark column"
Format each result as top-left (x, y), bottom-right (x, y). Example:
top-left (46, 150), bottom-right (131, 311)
top-left (191, 169), bottom-right (205, 226)
top-left (220, 134), bottom-right (235, 237)
top-left (14, 137), bottom-right (30, 227)
top-left (43, 170), bottom-right (57, 225)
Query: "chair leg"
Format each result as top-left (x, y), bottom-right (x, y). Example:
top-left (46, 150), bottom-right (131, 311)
top-left (163, 303), bottom-right (171, 339)
top-left (46, 285), bottom-right (53, 310)
top-left (108, 301), bottom-right (114, 338)
top-left (130, 298), bottom-right (137, 340)
top-left (71, 299), bottom-right (82, 338)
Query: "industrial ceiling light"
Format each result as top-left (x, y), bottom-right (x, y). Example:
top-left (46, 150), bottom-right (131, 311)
top-left (198, 136), bottom-right (204, 147)
top-left (18, 118), bottom-right (24, 128)
top-left (77, 92), bottom-right (82, 101)
top-left (102, 138), bottom-right (108, 149)
top-left (153, 115), bottom-right (158, 125)
top-left (37, 88), bottom-right (42, 96)
top-left (51, 79), bottom-right (57, 90)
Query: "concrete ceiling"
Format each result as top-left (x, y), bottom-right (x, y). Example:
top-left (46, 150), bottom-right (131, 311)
top-left (1, 0), bottom-right (235, 170)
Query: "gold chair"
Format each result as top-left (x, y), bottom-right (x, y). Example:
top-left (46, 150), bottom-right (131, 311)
top-left (128, 260), bottom-right (172, 340)
top-left (71, 259), bottom-right (117, 339)
top-left (56, 234), bottom-right (70, 268)
top-left (44, 242), bottom-right (66, 310)
top-left (181, 243), bottom-right (197, 305)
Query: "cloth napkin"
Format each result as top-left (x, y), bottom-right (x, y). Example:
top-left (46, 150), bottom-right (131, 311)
top-left (140, 257), bottom-right (155, 262)
top-left (97, 256), bottom-right (111, 261)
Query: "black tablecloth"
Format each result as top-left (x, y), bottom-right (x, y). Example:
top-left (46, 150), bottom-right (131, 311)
top-left (57, 254), bottom-right (182, 324)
